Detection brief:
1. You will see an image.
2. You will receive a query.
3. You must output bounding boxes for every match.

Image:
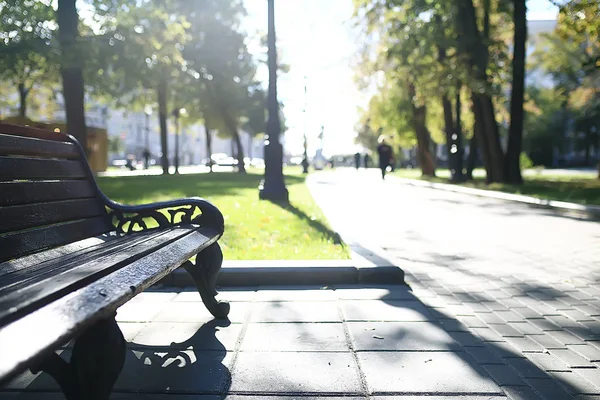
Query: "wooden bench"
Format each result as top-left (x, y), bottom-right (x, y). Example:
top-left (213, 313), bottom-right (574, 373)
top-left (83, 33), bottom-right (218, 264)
top-left (0, 123), bottom-right (230, 399)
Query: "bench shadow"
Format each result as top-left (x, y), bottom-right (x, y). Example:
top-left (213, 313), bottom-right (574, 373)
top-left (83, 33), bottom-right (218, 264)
top-left (8, 319), bottom-right (231, 399)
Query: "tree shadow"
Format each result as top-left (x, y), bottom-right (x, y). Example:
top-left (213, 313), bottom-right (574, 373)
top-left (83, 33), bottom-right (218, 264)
top-left (273, 201), bottom-right (344, 246)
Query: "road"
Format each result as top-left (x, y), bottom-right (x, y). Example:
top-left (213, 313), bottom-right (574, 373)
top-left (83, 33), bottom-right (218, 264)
top-left (309, 168), bottom-right (600, 398)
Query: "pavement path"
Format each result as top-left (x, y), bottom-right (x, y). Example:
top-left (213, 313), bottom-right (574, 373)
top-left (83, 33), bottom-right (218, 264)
top-left (309, 168), bottom-right (600, 399)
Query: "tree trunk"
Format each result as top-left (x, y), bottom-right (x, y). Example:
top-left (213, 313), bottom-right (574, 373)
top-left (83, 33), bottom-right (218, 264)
top-left (18, 83), bottom-right (29, 118)
top-left (504, 0), bottom-right (527, 184)
top-left (232, 130), bottom-right (246, 173)
top-left (204, 115), bottom-right (213, 172)
top-left (221, 110), bottom-right (246, 174)
top-left (157, 78), bottom-right (169, 174)
top-left (441, 94), bottom-right (456, 179)
top-left (480, 94), bottom-right (505, 182)
top-left (466, 134), bottom-right (478, 180)
top-left (454, 82), bottom-right (465, 180)
top-left (409, 83), bottom-right (435, 177)
top-left (457, 0), bottom-right (505, 183)
top-left (57, 0), bottom-right (87, 152)
top-left (471, 94), bottom-right (492, 182)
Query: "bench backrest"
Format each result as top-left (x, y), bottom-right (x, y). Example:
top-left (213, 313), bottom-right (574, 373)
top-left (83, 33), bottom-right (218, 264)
top-left (0, 124), bottom-right (113, 263)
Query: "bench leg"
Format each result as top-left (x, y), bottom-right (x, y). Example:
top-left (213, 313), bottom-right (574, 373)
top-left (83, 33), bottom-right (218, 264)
top-left (31, 315), bottom-right (126, 400)
top-left (183, 242), bottom-right (230, 319)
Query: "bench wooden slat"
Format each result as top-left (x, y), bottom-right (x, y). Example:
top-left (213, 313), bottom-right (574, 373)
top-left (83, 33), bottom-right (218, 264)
top-left (0, 227), bottom-right (219, 386)
top-left (0, 229), bottom-right (169, 287)
top-left (0, 227), bottom-right (195, 326)
top-left (0, 157), bottom-right (87, 181)
top-left (0, 199), bottom-right (107, 234)
top-left (0, 133), bottom-right (80, 159)
top-left (0, 217), bottom-right (112, 263)
top-left (0, 180), bottom-right (98, 207)
top-left (0, 123), bottom-right (71, 142)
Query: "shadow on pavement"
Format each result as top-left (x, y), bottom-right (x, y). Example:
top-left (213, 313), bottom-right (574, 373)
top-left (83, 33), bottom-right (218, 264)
top-left (9, 319), bottom-right (231, 398)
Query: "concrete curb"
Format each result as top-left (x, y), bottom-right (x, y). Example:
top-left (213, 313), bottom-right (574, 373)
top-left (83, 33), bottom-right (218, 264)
top-left (158, 259), bottom-right (404, 287)
top-left (392, 176), bottom-right (600, 220)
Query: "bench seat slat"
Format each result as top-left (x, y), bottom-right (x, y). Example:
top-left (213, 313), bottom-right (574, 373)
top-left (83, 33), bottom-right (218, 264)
top-left (0, 133), bottom-right (80, 159)
top-left (0, 217), bottom-right (112, 263)
top-left (0, 198), bottom-right (107, 234)
top-left (0, 157), bottom-right (86, 181)
top-left (0, 230), bottom-right (167, 279)
top-left (0, 226), bottom-right (219, 386)
top-left (0, 227), bottom-right (196, 326)
top-left (0, 123), bottom-right (71, 142)
top-left (0, 180), bottom-right (98, 207)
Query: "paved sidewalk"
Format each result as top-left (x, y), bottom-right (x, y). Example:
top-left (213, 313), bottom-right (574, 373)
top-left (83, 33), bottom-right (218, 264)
top-left (5, 285), bottom-right (510, 399)
top-left (308, 169), bottom-right (600, 399)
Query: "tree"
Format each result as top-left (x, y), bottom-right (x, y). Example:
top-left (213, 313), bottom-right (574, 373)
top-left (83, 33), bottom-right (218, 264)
top-left (57, 0), bottom-right (87, 150)
top-left (504, 0), bottom-right (528, 183)
top-left (0, 0), bottom-right (58, 118)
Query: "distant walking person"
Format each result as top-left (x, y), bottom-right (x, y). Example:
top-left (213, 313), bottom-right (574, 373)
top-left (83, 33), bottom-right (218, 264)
top-left (377, 136), bottom-right (393, 180)
top-left (354, 152), bottom-right (361, 169)
top-left (363, 153), bottom-right (371, 169)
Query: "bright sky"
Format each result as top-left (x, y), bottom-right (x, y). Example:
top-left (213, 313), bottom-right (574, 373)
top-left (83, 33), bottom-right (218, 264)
top-left (242, 0), bottom-right (560, 157)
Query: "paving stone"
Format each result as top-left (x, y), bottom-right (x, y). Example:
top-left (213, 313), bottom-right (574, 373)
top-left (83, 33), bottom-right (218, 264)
top-left (513, 307), bottom-right (544, 320)
top-left (573, 368), bottom-right (600, 389)
top-left (130, 321), bottom-right (242, 351)
top-left (340, 300), bottom-right (433, 322)
top-left (510, 322), bottom-right (545, 335)
top-left (230, 352), bottom-right (362, 394)
top-left (551, 371), bottom-right (600, 395)
top-left (114, 350), bottom-right (233, 393)
top-left (547, 330), bottom-right (587, 346)
top-left (449, 331), bottom-right (486, 347)
top-left (254, 288), bottom-right (337, 302)
top-left (525, 378), bottom-right (575, 400)
top-left (174, 288), bottom-right (257, 302)
top-left (527, 353), bottom-right (571, 372)
top-left (504, 337), bottom-right (544, 353)
top-left (357, 351), bottom-right (503, 394)
top-left (550, 349), bottom-right (590, 368)
top-left (496, 311), bottom-right (525, 323)
top-left (242, 322), bottom-right (348, 351)
top-left (569, 345), bottom-right (600, 362)
top-left (348, 321), bottom-right (459, 351)
top-left (464, 346), bottom-right (505, 365)
top-left (564, 310), bottom-right (596, 322)
top-left (225, 397), bottom-right (364, 400)
top-left (491, 324), bottom-right (525, 338)
top-left (464, 302), bottom-right (492, 312)
top-left (478, 312), bottom-right (506, 325)
top-left (457, 315), bottom-right (488, 328)
top-left (575, 305), bottom-right (600, 317)
top-left (437, 318), bottom-right (468, 332)
top-left (529, 334), bottom-right (567, 350)
top-left (471, 327), bottom-right (506, 342)
top-left (487, 341), bottom-right (525, 359)
top-left (482, 364), bottom-right (527, 386)
top-left (334, 285), bottom-right (416, 300)
top-left (116, 300), bottom-right (169, 322)
top-left (529, 318), bottom-right (562, 331)
top-left (251, 301), bottom-right (341, 323)
top-left (567, 326), bottom-right (600, 341)
top-left (0, 395), bottom-right (222, 400)
top-left (153, 301), bottom-right (250, 324)
top-left (547, 316), bottom-right (584, 329)
top-left (506, 357), bottom-right (549, 379)
top-left (502, 385), bottom-right (544, 400)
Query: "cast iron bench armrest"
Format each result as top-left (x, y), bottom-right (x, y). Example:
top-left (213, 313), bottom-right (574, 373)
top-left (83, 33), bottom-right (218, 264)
top-left (103, 197), bottom-right (225, 235)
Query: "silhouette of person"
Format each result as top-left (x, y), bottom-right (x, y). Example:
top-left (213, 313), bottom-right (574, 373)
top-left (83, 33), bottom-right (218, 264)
top-left (363, 153), bottom-right (371, 169)
top-left (354, 152), bottom-right (361, 169)
top-left (377, 136), bottom-right (393, 180)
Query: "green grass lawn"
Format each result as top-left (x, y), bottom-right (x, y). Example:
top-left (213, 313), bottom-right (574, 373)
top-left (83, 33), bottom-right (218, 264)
top-left (97, 168), bottom-right (349, 260)
top-left (393, 168), bottom-right (600, 205)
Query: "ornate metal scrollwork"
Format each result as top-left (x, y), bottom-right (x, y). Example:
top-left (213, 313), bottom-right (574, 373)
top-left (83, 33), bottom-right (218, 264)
top-left (103, 198), bottom-right (225, 236)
